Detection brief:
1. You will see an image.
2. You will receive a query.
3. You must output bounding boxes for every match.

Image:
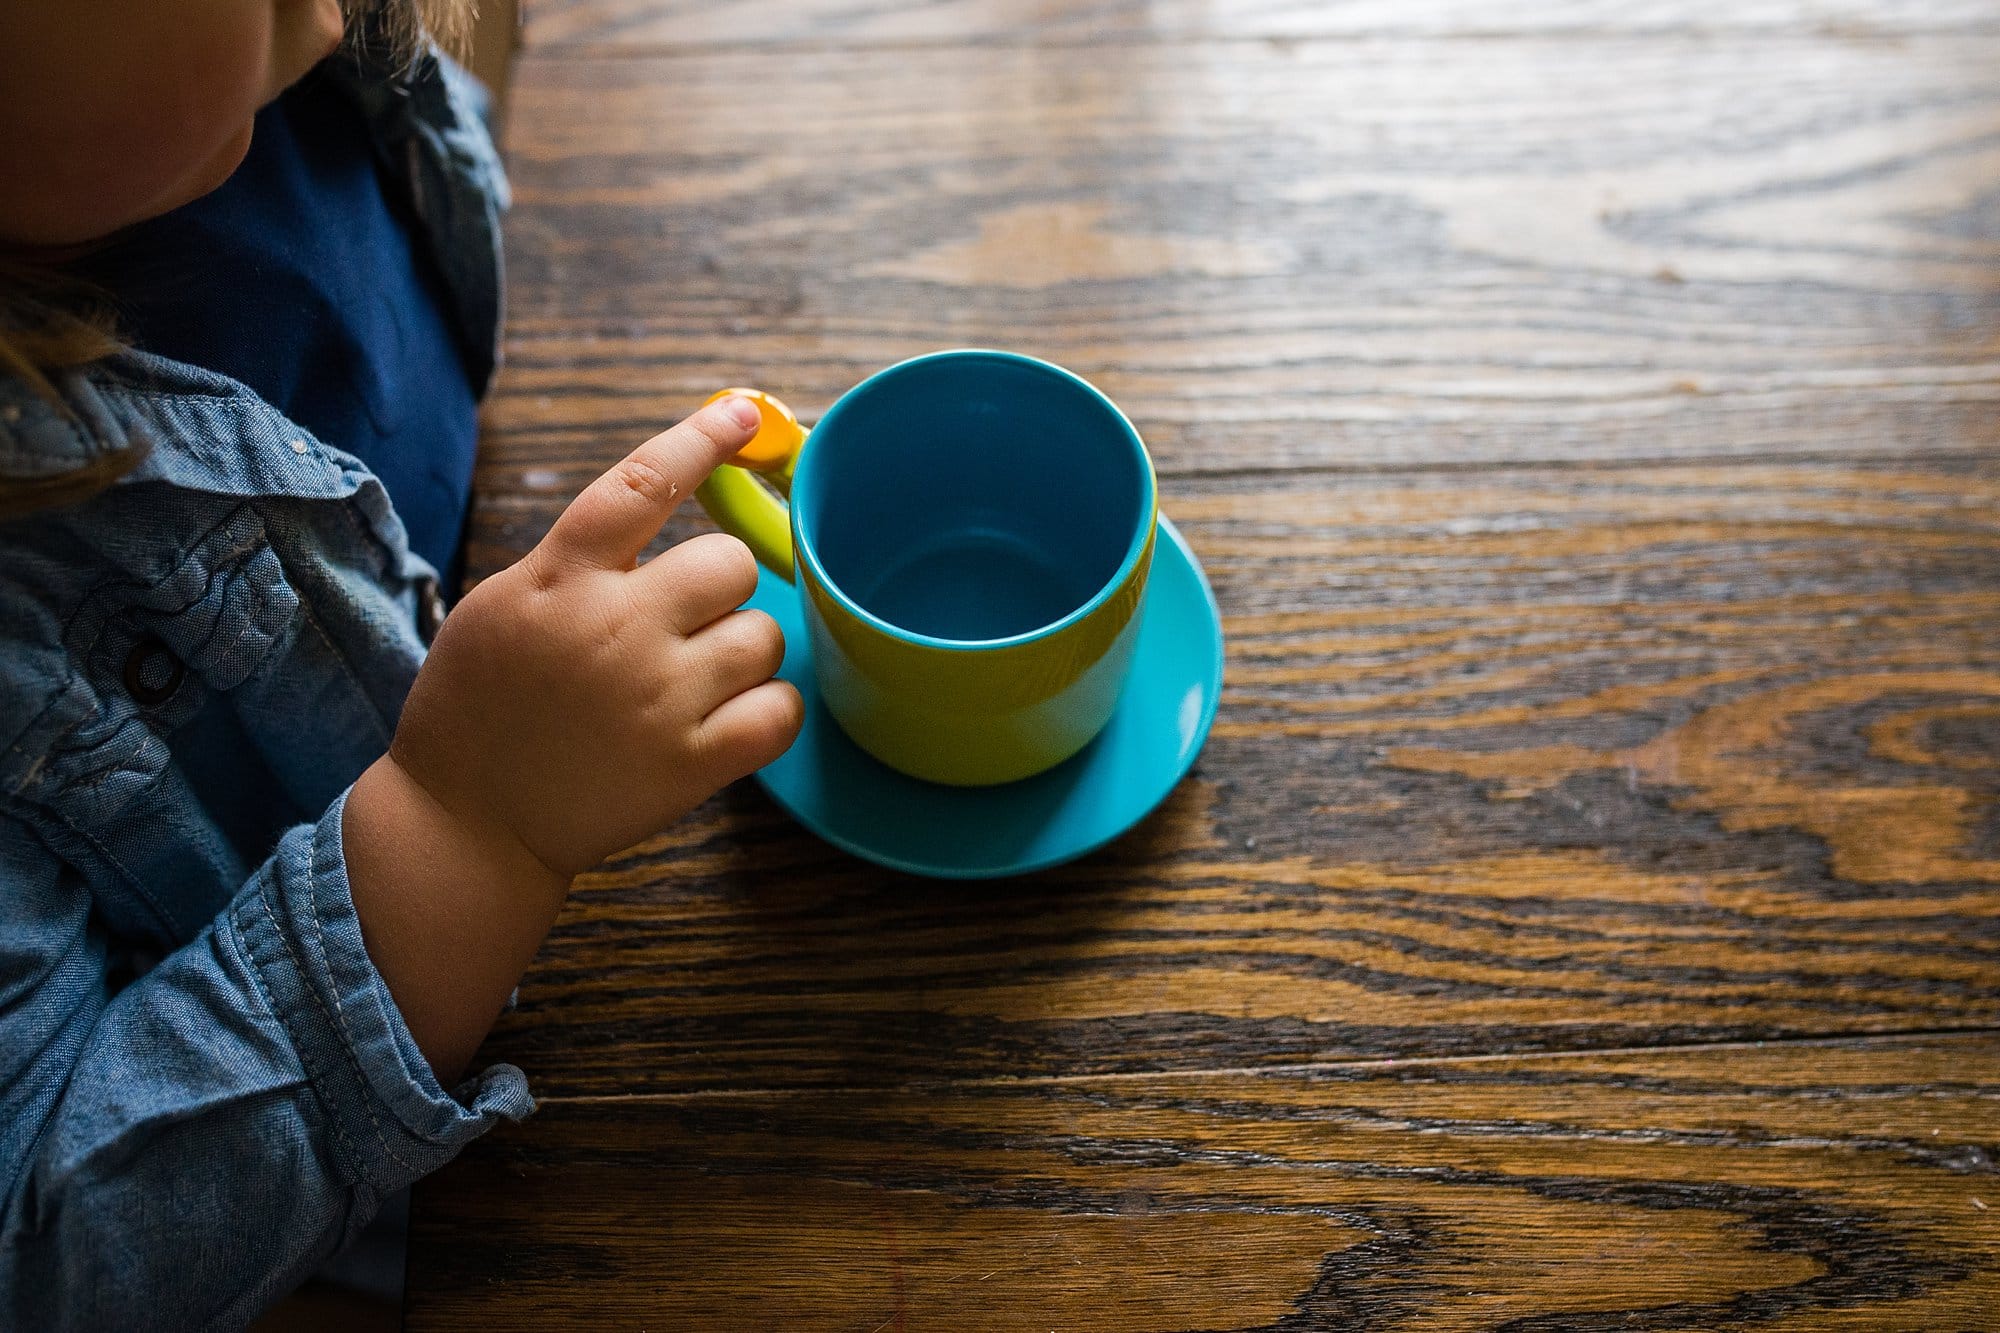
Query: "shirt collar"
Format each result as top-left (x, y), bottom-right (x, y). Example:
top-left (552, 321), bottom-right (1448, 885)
top-left (2, 351), bottom-right (364, 502)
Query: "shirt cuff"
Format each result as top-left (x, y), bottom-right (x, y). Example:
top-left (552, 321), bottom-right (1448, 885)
top-left (228, 791), bottom-right (534, 1199)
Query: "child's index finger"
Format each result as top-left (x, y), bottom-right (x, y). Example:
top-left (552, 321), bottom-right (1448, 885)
top-left (540, 397), bottom-right (761, 571)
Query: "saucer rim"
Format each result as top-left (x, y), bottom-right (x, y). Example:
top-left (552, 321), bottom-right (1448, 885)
top-left (752, 513), bottom-right (1223, 879)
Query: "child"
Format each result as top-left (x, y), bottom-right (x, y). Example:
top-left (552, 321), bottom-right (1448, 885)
top-left (0, 2), bottom-right (801, 1326)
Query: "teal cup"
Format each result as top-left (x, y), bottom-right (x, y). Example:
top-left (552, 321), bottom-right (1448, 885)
top-left (696, 349), bottom-right (1159, 785)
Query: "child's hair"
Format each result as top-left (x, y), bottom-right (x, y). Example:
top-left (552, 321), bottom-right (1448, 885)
top-left (368, 0), bottom-right (478, 67)
top-left (0, 0), bottom-right (479, 518)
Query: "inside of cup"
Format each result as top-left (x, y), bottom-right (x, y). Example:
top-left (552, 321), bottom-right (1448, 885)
top-left (800, 355), bottom-right (1150, 643)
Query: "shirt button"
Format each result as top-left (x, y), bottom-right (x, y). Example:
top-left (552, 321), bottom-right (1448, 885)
top-left (122, 638), bottom-right (186, 707)
top-left (288, 438), bottom-right (309, 455)
top-left (417, 579), bottom-right (448, 644)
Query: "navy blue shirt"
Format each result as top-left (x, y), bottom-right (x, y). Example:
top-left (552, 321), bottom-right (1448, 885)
top-left (75, 67), bottom-right (480, 585)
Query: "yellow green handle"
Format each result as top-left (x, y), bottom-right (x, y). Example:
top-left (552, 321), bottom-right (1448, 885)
top-left (693, 388), bottom-right (805, 581)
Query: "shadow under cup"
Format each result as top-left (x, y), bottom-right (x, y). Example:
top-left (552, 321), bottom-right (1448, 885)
top-left (791, 352), bottom-right (1158, 787)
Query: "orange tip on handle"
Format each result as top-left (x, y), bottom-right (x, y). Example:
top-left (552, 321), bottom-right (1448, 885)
top-left (704, 387), bottom-right (803, 474)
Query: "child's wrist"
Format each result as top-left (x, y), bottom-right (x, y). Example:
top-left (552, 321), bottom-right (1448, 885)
top-left (359, 752), bottom-right (572, 903)
top-left (343, 755), bottom-right (573, 1081)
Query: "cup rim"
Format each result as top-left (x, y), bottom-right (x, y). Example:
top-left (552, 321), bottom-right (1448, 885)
top-left (790, 349), bottom-right (1158, 652)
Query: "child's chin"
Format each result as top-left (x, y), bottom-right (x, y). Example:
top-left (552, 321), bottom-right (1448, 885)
top-left (109, 118), bottom-right (257, 237)
top-left (177, 120), bottom-right (258, 207)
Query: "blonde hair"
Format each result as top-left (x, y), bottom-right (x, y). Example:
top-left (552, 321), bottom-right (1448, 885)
top-left (360, 0), bottom-right (479, 68)
top-left (0, 0), bottom-right (480, 517)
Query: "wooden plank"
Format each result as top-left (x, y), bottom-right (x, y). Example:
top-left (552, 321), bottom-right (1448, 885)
top-left (468, 0), bottom-right (519, 105)
top-left (459, 458), bottom-right (2000, 1094)
top-left (485, 36), bottom-right (2000, 482)
top-left (521, 0), bottom-right (2000, 49)
top-left (406, 1034), bottom-right (2000, 1330)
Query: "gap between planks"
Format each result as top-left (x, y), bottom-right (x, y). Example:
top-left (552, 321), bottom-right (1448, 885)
top-left (518, 1024), bottom-right (2000, 1106)
top-left (480, 437), bottom-right (2000, 484)
top-left (515, 26), bottom-right (2000, 60)
top-left (1141, 448), bottom-right (2000, 483)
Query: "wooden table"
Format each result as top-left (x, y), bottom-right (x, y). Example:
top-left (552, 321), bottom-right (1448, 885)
top-left (405, 2), bottom-right (2000, 1326)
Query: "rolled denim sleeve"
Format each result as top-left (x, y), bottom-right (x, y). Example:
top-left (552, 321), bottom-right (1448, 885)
top-left (0, 794), bottom-right (533, 1332)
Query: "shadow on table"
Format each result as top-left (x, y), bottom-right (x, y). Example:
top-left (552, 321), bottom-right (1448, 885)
top-left (696, 770), bottom-right (1211, 1088)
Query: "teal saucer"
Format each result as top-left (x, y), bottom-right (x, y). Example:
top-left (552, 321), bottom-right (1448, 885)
top-left (744, 515), bottom-right (1223, 879)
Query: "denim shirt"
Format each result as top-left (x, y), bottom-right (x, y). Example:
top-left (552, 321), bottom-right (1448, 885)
top-left (0, 50), bottom-right (533, 1331)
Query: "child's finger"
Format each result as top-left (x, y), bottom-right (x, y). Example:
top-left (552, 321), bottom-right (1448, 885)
top-left (642, 532), bottom-right (761, 636)
top-left (539, 397), bottom-right (760, 571)
top-left (695, 679), bottom-right (805, 783)
top-left (683, 608), bottom-right (786, 707)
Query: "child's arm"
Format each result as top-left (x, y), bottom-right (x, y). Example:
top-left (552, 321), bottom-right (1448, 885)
top-left (0, 399), bottom-right (795, 1329)
top-left (342, 395), bottom-right (800, 1079)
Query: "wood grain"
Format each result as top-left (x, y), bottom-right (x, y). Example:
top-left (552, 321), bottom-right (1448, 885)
top-left (520, 0), bottom-right (2000, 49)
top-left (409, 0), bottom-right (2000, 1320)
top-left (475, 33), bottom-right (2000, 502)
top-left (406, 1034), bottom-right (2000, 1331)
top-left (457, 458), bottom-right (2000, 1095)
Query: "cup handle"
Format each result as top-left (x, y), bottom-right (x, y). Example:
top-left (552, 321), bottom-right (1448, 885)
top-left (693, 388), bottom-right (805, 581)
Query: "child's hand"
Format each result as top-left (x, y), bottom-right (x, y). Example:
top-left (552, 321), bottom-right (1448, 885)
top-left (386, 396), bottom-right (803, 882)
